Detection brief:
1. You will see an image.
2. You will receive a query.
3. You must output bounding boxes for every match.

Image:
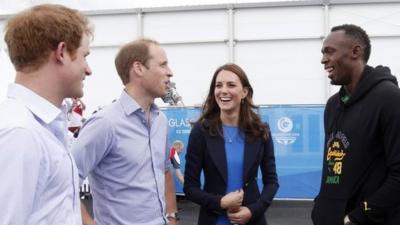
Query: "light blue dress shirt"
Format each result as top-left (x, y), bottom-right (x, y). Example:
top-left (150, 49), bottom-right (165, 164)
top-left (72, 90), bottom-right (170, 225)
top-left (0, 83), bottom-right (82, 225)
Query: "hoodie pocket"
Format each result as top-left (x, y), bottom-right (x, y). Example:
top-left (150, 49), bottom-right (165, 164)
top-left (312, 196), bottom-right (347, 225)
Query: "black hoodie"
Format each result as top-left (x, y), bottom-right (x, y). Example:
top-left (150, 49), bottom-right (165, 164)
top-left (312, 65), bottom-right (400, 225)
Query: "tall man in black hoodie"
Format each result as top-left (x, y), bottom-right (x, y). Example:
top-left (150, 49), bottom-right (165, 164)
top-left (312, 24), bottom-right (400, 225)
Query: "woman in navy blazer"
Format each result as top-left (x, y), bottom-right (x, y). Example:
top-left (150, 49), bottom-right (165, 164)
top-left (184, 63), bottom-right (279, 225)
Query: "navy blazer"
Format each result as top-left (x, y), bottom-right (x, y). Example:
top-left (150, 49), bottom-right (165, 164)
top-left (184, 122), bottom-right (279, 225)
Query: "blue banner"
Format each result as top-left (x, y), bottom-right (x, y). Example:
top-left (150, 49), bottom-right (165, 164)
top-left (163, 107), bottom-right (200, 194)
top-left (162, 105), bottom-right (324, 199)
top-left (258, 106), bottom-right (324, 198)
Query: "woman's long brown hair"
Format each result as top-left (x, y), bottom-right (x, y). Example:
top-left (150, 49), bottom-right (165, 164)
top-left (197, 63), bottom-right (269, 142)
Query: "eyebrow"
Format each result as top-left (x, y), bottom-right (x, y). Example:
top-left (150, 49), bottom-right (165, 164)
top-left (216, 80), bottom-right (237, 84)
top-left (321, 46), bottom-right (333, 53)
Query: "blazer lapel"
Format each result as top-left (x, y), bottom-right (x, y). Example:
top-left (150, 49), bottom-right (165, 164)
top-left (243, 138), bottom-right (262, 182)
top-left (207, 135), bottom-right (228, 184)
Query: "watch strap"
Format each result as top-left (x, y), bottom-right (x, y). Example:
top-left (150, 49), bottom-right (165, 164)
top-left (166, 212), bottom-right (180, 221)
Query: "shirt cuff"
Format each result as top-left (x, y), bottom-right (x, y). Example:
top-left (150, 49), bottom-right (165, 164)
top-left (349, 206), bottom-right (368, 224)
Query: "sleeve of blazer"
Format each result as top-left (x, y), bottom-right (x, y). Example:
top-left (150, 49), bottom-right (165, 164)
top-left (246, 131), bottom-right (279, 220)
top-left (183, 122), bottom-right (224, 211)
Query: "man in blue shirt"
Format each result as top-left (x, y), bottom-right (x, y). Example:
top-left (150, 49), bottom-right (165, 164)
top-left (72, 39), bottom-right (179, 225)
top-left (0, 4), bottom-right (92, 225)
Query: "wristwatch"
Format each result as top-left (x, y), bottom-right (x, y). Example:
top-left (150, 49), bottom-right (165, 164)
top-left (344, 215), bottom-right (356, 225)
top-left (166, 212), bottom-right (180, 221)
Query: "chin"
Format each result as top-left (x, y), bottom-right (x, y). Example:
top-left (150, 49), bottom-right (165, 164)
top-left (220, 106), bottom-right (233, 112)
top-left (330, 80), bottom-right (339, 85)
top-left (72, 90), bottom-right (84, 98)
top-left (330, 79), bottom-right (344, 86)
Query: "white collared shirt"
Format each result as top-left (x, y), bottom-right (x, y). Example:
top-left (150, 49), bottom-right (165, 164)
top-left (0, 83), bottom-right (82, 225)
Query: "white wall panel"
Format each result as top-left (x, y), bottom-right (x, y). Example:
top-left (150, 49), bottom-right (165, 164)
top-left (155, 43), bottom-right (229, 107)
top-left (143, 10), bottom-right (228, 43)
top-left (0, 50), bottom-right (15, 102)
top-left (3, 2), bottom-right (400, 108)
top-left (369, 37), bottom-right (400, 80)
top-left (235, 40), bottom-right (326, 104)
top-left (0, 19), bottom-right (4, 49)
top-left (82, 47), bottom-right (123, 114)
top-left (0, 19), bottom-right (15, 101)
top-left (89, 14), bottom-right (138, 46)
top-left (330, 3), bottom-right (400, 35)
top-left (235, 6), bottom-right (324, 40)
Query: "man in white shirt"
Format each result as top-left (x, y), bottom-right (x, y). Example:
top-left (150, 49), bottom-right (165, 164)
top-left (0, 4), bottom-right (92, 225)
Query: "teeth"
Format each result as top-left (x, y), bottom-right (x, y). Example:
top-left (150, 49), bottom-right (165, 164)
top-left (325, 67), bottom-right (334, 73)
top-left (220, 97), bottom-right (231, 101)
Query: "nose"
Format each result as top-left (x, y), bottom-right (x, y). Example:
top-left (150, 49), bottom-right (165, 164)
top-left (166, 66), bottom-right (173, 78)
top-left (85, 65), bottom-right (92, 76)
top-left (220, 84), bottom-right (228, 93)
top-left (321, 54), bottom-right (327, 65)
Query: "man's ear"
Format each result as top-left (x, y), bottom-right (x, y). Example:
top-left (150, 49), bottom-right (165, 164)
top-left (55, 42), bottom-right (67, 64)
top-left (352, 45), bottom-right (363, 60)
top-left (131, 61), bottom-right (143, 77)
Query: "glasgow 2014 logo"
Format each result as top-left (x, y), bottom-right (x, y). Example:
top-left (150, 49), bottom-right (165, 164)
top-left (274, 117), bottom-right (299, 145)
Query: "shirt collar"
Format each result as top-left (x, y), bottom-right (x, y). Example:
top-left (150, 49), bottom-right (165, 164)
top-left (7, 83), bottom-right (63, 124)
top-left (119, 90), bottom-right (160, 116)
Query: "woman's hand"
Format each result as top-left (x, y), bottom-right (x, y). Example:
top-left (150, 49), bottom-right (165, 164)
top-left (220, 189), bottom-right (244, 209)
top-left (227, 206), bottom-right (252, 225)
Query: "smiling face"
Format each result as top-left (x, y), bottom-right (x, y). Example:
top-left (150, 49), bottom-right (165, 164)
top-left (321, 30), bottom-right (356, 86)
top-left (64, 33), bottom-right (92, 98)
top-left (214, 69), bottom-right (248, 116)
top-left (141, 44), bottom-right (173, 98)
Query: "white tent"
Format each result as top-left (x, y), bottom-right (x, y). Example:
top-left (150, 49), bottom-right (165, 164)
top-left (2, 0), bottom-right (400, 113)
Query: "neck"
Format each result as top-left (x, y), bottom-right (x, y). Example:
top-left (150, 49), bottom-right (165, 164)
top-left (345, 63), bottom-right (366, 95)
top-left (15, 68), bottom-right (64, 108)
top-left (220, 111), bottom-right (239, 126)
top-left (125, 84), bottom-right (153, 112)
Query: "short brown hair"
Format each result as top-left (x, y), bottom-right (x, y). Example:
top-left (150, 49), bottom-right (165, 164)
top-left (114, 38), bottom-right (159, 85)
top-left (4, 4), bottom-right (93, 72)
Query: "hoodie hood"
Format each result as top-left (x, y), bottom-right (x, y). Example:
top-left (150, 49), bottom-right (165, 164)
top-left (339, 65), bottom-right (398, 107)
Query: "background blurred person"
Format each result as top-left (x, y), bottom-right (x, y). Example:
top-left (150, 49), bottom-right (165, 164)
top-left (169, 140), bottom-right (185, 185)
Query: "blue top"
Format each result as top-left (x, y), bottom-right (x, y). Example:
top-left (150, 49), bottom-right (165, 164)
top-left (72, 90), bottom-right (171, 225)
top-left (0, 84), bottom-right (82, 225)
top-left (216, 125), bottom-right (245, 225)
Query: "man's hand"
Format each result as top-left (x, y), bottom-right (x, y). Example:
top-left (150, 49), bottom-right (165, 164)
top-left (81, 202), bottom-right (96, 225)
top-left (168, 218), bottom-right (179, 225)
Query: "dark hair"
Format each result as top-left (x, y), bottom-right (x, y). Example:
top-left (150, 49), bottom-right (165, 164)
top-left (331, 24), bottom-right (371, 63)
top-left (197, 63), bottom-right (269, 142)
top-left (114, 38), bottom-right (159, 85)
top-left (5, 4), bottom-right (92, 72)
